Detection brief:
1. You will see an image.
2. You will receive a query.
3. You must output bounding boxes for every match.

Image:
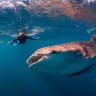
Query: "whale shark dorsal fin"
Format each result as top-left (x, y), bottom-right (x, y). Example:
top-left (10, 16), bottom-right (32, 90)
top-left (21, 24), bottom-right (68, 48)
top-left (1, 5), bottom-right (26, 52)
top-left (27, 55), bottom-right (48, 68)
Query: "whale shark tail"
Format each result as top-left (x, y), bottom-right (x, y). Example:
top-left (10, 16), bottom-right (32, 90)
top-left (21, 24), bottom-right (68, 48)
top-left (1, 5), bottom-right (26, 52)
top-left (27, 54), bottom-right (48, 68)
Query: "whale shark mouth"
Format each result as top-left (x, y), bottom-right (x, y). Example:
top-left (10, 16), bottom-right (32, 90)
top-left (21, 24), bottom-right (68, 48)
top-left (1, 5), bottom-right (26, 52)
top-left (27, 55), bottom-right (48, 68)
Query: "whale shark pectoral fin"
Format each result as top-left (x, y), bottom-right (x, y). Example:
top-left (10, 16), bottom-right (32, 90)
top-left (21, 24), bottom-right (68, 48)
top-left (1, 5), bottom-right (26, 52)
top-left (27, 55), bottom-right (48, 68)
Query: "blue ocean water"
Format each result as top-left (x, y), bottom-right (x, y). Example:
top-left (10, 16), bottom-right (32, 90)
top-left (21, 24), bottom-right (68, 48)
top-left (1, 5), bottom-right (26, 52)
top-left (0, 0), bottom-right (96, 96)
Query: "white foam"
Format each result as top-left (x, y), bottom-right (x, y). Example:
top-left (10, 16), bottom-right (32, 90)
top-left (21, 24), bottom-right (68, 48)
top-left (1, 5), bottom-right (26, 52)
top-left (0, 0), bottom-right (27, 10)
top-left (0, 1), bottom-right (15, 9)
top-left (28, 27), bottom-right (44, 36)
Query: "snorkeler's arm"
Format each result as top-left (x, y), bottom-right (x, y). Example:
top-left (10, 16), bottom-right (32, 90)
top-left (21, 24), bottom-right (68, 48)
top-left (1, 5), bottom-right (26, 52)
top-left (8, 39), bottom-right (18, 44)
top-left (27, 36), bottom-right (39, 40)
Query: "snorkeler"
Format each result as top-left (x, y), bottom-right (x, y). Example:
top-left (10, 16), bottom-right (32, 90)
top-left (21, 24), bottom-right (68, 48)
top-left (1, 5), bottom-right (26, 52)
top-left (8, 31), bottom-right (39, 45)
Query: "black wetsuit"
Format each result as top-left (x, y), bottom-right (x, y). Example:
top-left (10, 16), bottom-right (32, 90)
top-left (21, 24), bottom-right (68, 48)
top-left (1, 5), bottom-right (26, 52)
top-left (8, 35), bottom-right (38, 44)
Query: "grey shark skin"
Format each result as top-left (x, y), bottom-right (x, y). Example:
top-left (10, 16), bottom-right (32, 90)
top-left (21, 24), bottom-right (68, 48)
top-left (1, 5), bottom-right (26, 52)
top-left (27, 35), bottom-right (96, 68)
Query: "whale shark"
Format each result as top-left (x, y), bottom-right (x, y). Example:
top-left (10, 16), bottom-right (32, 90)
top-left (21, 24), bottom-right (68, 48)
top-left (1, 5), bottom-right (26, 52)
top-left (27, 35), bottom-right (96, 69)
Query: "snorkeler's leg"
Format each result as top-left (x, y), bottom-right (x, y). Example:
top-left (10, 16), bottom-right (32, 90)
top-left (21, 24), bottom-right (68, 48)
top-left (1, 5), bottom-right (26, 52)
top-left (8, 39), bottom-right (18, 44)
